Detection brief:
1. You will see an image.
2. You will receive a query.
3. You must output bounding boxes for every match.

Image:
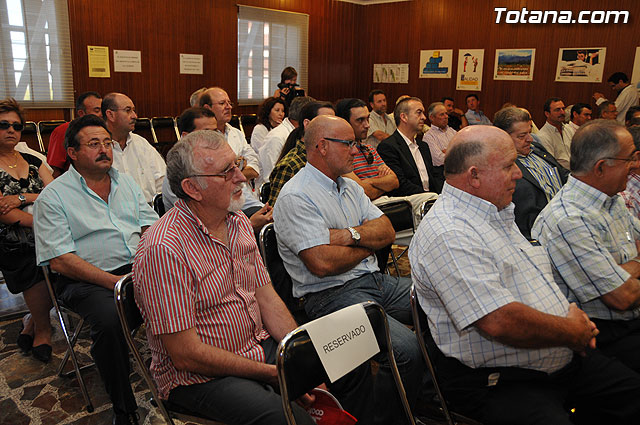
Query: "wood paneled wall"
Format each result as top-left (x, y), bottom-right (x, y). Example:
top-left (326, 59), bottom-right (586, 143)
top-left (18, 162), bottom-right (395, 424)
top-left (355, 0), bottom-right (640, 127)
top-left (26, 0), bottom-right (640, 128)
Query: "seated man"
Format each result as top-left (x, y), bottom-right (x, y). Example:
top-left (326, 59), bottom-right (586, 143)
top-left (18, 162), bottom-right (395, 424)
top-left (162, 107), bottom-right (272, 231)
top-left (366, 89), bottom-right (396, 148)
top-left (494, 107), bottom-right (568, 239)
top-left (34, 115), bottom-right (158, 425)
top-left (621, 126), bottom-right (640, 218)
top-left (266, 101), bottom-right (335, 206)
top-left (336, 98), bottom-right (436, 223)
top-left (409, 125), bottom-right (640, 425)
top-left (423, 101), bottom-right (457, 182)
top-left (133, 130), bottom-right (314, 425)
top-left (463, 94), bottom-right (492, 126)
top-left (441, 97), bottom-right (468, 131)
top-left (274, 115), bottom-right (423, 425)
top-left (377, 97), bottom-right (444, 196)
top-left (533, 120), bottom-right (640, 373)
top-left (102, 92), bottom-right (166, 202)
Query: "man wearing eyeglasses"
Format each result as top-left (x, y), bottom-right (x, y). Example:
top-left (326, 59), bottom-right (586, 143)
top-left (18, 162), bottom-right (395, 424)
top-left (533, 119), bottom-right (640, 374)
top-left (34, 114), bottom-right (158, 425)
top-left (274, 115), bottom-right (423, 425)
top-left (102, 92), bottom-right (166, 203)
top-left (133, 130), bottom-right (315, 425)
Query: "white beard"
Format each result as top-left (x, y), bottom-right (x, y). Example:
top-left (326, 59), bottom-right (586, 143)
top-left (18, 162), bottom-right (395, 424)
top-left (227, 186), bottom-right (246, 212)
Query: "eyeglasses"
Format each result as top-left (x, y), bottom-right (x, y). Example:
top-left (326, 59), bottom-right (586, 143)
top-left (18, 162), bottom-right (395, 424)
top-left (0, 121), bottom-right (24, 131)
top-left (324, 137), bottom-right (357, 148)
top-left (358, 143), bottom-right (374, 165)
top-left (214, 100), bottom-right (234, 108)
top-left (81, 140), bottom-right (114, 150)
top-left (603, 151), bottom-right (640, 163)
top-left (189, 157), bottom-right (243, 181)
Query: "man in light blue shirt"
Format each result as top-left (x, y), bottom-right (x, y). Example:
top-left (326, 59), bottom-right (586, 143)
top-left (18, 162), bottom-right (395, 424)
top-left (410, 125), bottom-right (640, 424)
top-left (34, 115), bottom-right (157, 425)
top-left (274, 115), bottom-right (422, 425)
top-left (464, 94), bottom-right (492, 126)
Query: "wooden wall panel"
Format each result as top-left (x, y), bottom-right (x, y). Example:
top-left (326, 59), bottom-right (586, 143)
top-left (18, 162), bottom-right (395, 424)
top-left (355, 0), bottom-right (640, 127)
top-left (64, 0), bottom-right (358, 118)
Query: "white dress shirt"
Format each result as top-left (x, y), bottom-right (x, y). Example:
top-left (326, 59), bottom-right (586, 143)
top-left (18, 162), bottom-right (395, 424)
top-left (399, 130), bottom-right (429, 191)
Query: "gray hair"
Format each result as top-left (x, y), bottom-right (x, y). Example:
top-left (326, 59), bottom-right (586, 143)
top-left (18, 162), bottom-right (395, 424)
top-left (444, 139), bottom-right (486, 176)
top-left (166, 130), bottom-right (226, 200)
top-left (189, 87), bottom-right (207, 107)
top-left (394, 96), bottom-right (422, 126)
top-left (288, 96), bottom-right (315, 122)
top-left (598, 100), bottom-right (615, 116)
top-left (427, 102), bottom-right (445, 118)
top-left (571, 119), bottom-right (624, 175)
top-left (493, 107), bottom-right (531, 134)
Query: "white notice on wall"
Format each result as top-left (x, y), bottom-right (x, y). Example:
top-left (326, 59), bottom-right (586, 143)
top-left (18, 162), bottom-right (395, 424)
top-left (304, 304), bottom-right (379, 383)
top-left (180, 53), bottom-right (203, 75)
top-left (114, 49), bottom-right (142, 73)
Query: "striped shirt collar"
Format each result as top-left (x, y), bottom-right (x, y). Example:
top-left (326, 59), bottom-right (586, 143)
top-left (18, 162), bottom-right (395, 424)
top-left (563, 175), bottom-right (618, 210)
top-left (173, 198), bottom-right (242, 239)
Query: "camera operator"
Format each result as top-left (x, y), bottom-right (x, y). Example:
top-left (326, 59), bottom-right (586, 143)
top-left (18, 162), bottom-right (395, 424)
top-left (274, 66), bottom-right (305, 107)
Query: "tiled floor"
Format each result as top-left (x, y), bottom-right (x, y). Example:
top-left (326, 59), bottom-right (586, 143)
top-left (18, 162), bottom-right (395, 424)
top-left (0, 247), bottom-right (417, 425)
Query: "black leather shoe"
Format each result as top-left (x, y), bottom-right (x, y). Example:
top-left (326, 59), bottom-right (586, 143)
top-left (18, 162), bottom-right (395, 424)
top-left (113, 411), bottom-right (140, 425)
top-left (31, 344), bottom-right (52, 363)
top-left (17, 333), bottom-right (34, 353)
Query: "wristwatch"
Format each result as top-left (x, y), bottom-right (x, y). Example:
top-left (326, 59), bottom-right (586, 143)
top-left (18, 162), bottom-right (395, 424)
top-left (18, 194), bottom-right (26, 206)
top-left (347, 227), bottom-right (361, 246)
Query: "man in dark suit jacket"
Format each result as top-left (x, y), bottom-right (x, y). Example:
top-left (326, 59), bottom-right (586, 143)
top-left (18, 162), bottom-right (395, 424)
top-left (377, 97), bottom-right (444, 196)
top-left (494, 107), bottom-right (569, 239)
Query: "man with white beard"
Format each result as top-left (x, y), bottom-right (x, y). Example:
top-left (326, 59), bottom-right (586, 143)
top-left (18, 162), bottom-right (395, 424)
top-left (133, 130), bottom-right (316, 425)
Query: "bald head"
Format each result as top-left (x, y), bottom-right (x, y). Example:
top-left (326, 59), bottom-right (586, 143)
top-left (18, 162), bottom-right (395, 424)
top-left (305, 115), bottom-right (357, 181)
top-left (199, 87), bottom-right (232, 129)
top-left (445, 126), bottom-right (522, 210)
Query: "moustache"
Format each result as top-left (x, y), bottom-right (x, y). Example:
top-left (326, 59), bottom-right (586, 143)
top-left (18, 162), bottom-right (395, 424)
top-left (96, 154), bottom-right (110, 162)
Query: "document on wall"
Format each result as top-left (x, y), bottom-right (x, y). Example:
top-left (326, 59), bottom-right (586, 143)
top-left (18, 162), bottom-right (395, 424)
top-left (180, 53), bottom-right (203, 75)
top-left (114, 49), bottom-right (142, 73)
top-left (87, 46), bottom-right (110, 78)
top-left (373, 64), bottom-right (409, 84)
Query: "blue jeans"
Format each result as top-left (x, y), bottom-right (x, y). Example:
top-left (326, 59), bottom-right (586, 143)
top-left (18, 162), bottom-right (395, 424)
top-left (304, 272), bottom-right (424, 425)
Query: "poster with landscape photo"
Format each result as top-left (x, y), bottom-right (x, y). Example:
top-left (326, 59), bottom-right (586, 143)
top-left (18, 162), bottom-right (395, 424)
top-left (494, 49), bottom-right (535, 81)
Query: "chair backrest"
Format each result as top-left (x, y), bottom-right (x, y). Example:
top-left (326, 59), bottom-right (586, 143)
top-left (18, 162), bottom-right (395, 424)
top-left (420, 198), bottom-right (437, 219)
top-left (151, 116), bottom-right (180, 144)
top-left (259, 182), bottom-right (271, 204)
top-left (240, 114), bottom-right (258, 141)
top-left (377, 199), bottom-right (414, 233)
top-left (277, 301), bottom-right (415, 425)
top-left (37, 120), bottom-right (66, 153)
top-left (152, 193), bottom-right (165, 217)
top-left (114, 273), bottom-right (176, 424)
top-left (21, 121), bottom-right (42, 153)
top-left (134, 118), bottom-right (157, 144)
top-left (409, 284), bottom-right (455, 425)
top-left (258, 223), bottom-right (305, 319)
top-left (229, 115), bottom-right (244, 135)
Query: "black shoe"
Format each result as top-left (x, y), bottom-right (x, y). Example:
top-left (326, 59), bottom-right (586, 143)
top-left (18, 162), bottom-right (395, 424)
top-left (32, 344), bottom-right (52, 363)
top-left (113, 411), bottom-right (140, 425)
top-left (17, 332), bottom-right (34, 353)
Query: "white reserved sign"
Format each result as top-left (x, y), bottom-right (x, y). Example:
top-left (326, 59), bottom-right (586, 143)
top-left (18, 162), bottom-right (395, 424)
top-left (304, 304), bottom-right (380, 383)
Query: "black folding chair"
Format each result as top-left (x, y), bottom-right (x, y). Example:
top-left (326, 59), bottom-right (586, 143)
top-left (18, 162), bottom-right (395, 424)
top-left (258, 223), bottom-right (308, 324)
top-left (240, 114), bottom-right (258, 142)
top-left (42, 265), bottom-right (95, 412)
top-left (21, 121), bottom-right (41, 153)
top-left (37, 120), bottom-right (66, 153)
top-left (409, 284), bottom-right (483, 425)
top-left (259, 181), bottom-right (271, 204)
top-left (114, 274), bottom-right (223, 425)
top-left (134, 118), bottom-right (156, 144)
top-left (152, 193), bottom-right (165, 217)
top-left (377, 200), bottom-right (415, 275)
top-left (277, 301), bottom-right (416, 425)
top-left (229, 114), bottom-right (244, 135)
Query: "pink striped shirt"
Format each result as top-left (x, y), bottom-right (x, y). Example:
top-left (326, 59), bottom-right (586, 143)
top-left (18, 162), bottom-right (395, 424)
top-left (133, 199), bottom-right (270, 399)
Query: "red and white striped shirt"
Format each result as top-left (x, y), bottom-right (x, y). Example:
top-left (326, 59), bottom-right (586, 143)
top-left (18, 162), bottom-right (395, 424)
top-left (133, 199), bottom-right (270, 399)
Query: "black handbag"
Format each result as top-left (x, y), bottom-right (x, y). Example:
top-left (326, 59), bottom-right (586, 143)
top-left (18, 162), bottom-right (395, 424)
top-left (0, 221), bottom-right (35, 255)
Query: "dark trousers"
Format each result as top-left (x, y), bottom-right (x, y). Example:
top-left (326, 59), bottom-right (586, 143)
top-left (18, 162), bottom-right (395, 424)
top-left (168, 338), bottom-right (315, 425)
top-left (57, 264), bottom-right (136, 415)
top-left (592, 317), bottom-right (640, 373)
top-left (438, 349), bottom-right (640, 425)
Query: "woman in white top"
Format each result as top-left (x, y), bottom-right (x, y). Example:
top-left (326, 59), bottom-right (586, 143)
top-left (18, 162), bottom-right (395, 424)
top-left (251, 96), bottom-right (286, 153)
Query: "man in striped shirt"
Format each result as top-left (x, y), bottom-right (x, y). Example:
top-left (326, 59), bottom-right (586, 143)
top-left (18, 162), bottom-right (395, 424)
top-left (494, 107), bottom-right (569, 239)
top-left (133, 130), bottom-right (315, 425)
